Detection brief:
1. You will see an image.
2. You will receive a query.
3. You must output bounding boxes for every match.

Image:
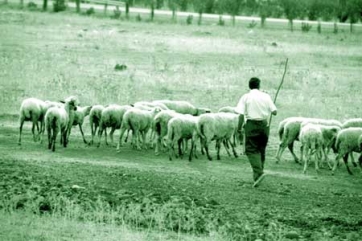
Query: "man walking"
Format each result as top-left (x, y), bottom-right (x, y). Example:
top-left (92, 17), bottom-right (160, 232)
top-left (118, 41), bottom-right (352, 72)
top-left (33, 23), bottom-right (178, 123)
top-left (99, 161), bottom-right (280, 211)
top-left (236, 77), bottom-right (277, 188)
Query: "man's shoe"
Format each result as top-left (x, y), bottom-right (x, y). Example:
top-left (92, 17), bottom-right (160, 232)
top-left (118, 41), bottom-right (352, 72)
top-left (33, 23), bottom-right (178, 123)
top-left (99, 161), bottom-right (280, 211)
top-left (253, 173), bottom-right (267, 188)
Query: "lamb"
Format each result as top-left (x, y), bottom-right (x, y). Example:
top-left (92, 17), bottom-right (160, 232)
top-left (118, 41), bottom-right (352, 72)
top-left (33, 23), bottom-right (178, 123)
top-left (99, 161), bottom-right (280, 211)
top-left (342, 118), bottom-right (362, 129)
top-left (299, 123), bottom-right (326, 174)
top-left (153, 109), bottom-right (184, 155)
top-left (332, 127), bottom-right (362, 175)
top-left (117, 107), bottom-right (162, 150)
top-left (276, 117), bottom-right (342, 164)
top-left (97, 104), bottom-right (132, 147)
top-left (193, 112), bottom-right (239, 161)
top-left (152, 100), bottom-right (211, 116)
top-left (88, 105), bottom-right (105, 145)
top-left (69, 105), bottom-right (92, 144)
top-left (167, 115), bottom-right (199, 161)
top-left (44, 96), bottom-right (78, 152)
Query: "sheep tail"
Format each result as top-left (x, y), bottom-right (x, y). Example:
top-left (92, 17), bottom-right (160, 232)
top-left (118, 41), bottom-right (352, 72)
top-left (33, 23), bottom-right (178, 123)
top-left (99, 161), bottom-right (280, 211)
top-left (197, 122), bottom-right (206, 140)
top-left (278, 124), bottom-right (284, 140)
top-left (155, 119), bottom-right (161, 136)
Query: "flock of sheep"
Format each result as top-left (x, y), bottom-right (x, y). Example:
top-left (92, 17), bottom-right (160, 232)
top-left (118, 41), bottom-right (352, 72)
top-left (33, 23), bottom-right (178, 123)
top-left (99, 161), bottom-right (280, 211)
top-left (17, 96), bottom-right (362, 176)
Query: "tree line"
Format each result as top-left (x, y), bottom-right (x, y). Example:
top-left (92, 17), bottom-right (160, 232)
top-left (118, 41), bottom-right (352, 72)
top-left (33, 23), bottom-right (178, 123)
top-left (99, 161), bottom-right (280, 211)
top-left (40, 0), bottom-right (362, 31)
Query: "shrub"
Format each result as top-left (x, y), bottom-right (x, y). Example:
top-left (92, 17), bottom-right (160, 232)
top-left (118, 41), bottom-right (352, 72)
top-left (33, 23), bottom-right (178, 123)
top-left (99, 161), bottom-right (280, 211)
top-left (86, 7), bottom-right (95, 16)
top-left (27, 2), bottom-right (37, 10)
top-left (136, 14), bottom-right (142, 22)
top-left (333, 22), bottom-right (338, 34)
top-left (186, 14), bottom-right (193, 25)
top-left (248, 20), bottom-right (257, 29)
top-left (53, 0), bottom-right (66, 12)
top-left (113, 6), bottom-right (121, 19)
top-left (301, 22), bottom-right (312, 32)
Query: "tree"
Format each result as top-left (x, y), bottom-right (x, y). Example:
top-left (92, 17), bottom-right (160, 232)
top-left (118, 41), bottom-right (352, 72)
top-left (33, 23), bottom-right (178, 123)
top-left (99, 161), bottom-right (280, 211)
top-left (280, 0), bottom-right (303, 32)
top-left (125, 0), bottom-right (133, 19)
top-left (75, 0), bottom-right (80, 13)
top-left (192, 0), bottom-right (205, 25)
top-left (168, 0), bottom-right (177, 21)
top-left (224, 0), bottom-right (243, 26)
top-left (43, 0), bottom-right (48, 11)
top-left (346, 0), bottom-right (362, 32)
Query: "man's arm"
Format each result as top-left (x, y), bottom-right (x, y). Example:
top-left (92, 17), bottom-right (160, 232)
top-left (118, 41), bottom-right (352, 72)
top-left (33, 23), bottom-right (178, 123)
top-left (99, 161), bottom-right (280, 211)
top-left (238, 114), bottom-right (245, 132)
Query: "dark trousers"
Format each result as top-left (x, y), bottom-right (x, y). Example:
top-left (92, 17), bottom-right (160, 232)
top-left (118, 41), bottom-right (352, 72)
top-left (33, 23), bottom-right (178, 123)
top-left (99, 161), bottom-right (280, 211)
top-left (244, 120), bottom-right (269, 181)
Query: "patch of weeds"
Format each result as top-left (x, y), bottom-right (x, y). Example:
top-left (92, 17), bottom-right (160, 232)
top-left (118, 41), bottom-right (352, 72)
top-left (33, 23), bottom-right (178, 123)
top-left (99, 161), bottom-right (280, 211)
top-left (27, 2), bottom-right (37, 10)
top-left (112, 6), bottom-right (121, 19)
top-left (86, 7), bottom-right (95, 16)
top-left (301, 22), bottom-right (312, 32)
top-left (248, 20), bottom-right (257, 29)
top-left (53, 0), bottom-right (66, 12)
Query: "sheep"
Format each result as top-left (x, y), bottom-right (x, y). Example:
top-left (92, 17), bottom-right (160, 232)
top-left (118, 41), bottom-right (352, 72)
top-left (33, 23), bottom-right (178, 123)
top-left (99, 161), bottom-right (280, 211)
top-left (342, 118), bottom-right (362, 129)
top-left (152, 100), bottom-right (211, 116)
top-left (276, 117), bottom-right (342, 164)
top-left (193, 112), bottom-right (239, 161)
top-left (332, 127), bottom-right (362, 175)
top-left (153, 109), bottom-right (184, 155)
top-left (299, 123), bottom-right (326, 174)
top-left (117, 107), bottom-right (162, 150)
top-left (133, 101), bottom-right (169, 111)
top-left (44, 96), bottom-right (78, 152)
top-left (167, 115), bottom-right (199, 161)
top-left (97, 104), bottom-right (132, 147)
top-left (18, 98), bottom-right (62, 145)
top-left (218, 106), bottom-right (238, 114)
top-left (88, 105), bottom-right (105, 145)
top-left (69, 105), bottom-right (92, 144)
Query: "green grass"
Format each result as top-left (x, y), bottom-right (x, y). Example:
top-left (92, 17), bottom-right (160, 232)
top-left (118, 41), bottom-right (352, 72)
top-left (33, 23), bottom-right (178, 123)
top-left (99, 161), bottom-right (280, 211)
top-left (1, 5), bottom-right (362, 241)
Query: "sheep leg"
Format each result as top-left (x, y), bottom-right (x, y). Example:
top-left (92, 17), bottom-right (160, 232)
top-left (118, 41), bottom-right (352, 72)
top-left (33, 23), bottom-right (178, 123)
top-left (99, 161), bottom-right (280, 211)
top-left (62, 128), bottom-right (68, 148)
top-left (343, 153), bottom-right (353, 175)
top-left (116, 127), bottom-right (127, 151)
top-left (331, 152), bottom-right (343, 175)
top-left (135, 129), bottom-right (142, 150)
top-left (222, 139), bottom-right (232, 157)
top-left (177, 139), bottom-right (183, 159)
top-left (31, 117), bottom-right (37, 142)
top-left (229, 139), bottom-right (238, 158)
top-left (155, 132), bottom-right (162, 155)
top-left (96, 127), bottom-right (103, 148)
top-left (358, 154), bottom-right (362, 174)
top-left (275, 144), bottom-right (286, 163)
top-left (188, 139), bottom-right (194, 162)
top-left (216, 140), bottom-right (222, 160)
top-left (47, 124), bottom-right (52, 150)
top-left (301, 145), bottom-right (308, 174)
top-left (78, 124), bottom-right (88, 144)
top-left (314, 148), bottom-right (320, 174)
top-left (350, 153), bottom-right (357, 167)
top-left (18, 116), bottom-right (25, 145)
top-left (142, 130), bottom-right (148, 150)
top-left (169, 138), bottom-right (176, 161)
top-left (109, 127), bottom-right (116, 146)
top-left (204, 139), bottom-right (212, 161)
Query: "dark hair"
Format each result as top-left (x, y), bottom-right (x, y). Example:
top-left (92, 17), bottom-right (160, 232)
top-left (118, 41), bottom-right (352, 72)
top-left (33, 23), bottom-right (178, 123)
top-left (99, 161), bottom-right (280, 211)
top-left (249, 77), bottom-right (260, 89)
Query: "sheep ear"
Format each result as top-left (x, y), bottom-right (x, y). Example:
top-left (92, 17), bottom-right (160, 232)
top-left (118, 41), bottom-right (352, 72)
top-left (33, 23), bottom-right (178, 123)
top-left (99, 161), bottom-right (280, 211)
top-left (59, 100), bottom-right (65, 104)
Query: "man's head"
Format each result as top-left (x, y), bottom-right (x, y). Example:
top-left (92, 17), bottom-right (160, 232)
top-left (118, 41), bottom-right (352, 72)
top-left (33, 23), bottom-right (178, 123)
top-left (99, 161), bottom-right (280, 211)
top-left (249, 77), bottom-right (260, 90)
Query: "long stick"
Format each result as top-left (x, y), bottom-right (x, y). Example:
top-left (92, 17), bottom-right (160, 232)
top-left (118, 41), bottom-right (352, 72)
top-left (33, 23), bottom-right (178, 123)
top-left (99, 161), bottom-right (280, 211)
top-left (269, 58), bottom-right (289, 126)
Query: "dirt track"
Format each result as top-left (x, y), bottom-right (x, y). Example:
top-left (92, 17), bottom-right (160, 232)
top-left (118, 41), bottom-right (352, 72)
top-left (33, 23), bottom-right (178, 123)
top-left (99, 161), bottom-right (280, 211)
top-left (1, 117), bottom-right (362, 239)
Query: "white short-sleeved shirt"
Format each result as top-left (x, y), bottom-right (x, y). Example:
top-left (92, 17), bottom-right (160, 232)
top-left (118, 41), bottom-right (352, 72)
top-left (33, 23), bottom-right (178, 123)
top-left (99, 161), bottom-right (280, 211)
top-left (235, 89), bottom-right (277, 121)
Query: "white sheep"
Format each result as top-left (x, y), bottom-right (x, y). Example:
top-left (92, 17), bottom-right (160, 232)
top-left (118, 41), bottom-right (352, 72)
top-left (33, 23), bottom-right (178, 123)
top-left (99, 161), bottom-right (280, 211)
top-left (332, 127), bottom-right (362, 175)
top-left (69, 105), bottom-right (92, 144)
top-left (218, 106), bottom-right (238, 114)
top-left (89, 105), bottom-right (105, 145)
top-left (166, 114), bottom-right (199, 161)
top-left (276, 117), bottom-right (342, 164)
top-left (117, 107), bottom-right (161, 150)
top-left (18, 98), bottom-right (63, 145)
top-left (193, 112), bottom-right (239, 161)
top-left (97, 104), bottom-right (132, 147)
top-left (152, 100), bottom-right (211, 116)
top-left (44, 96), bottom-right (78, 152)
top-left (342, 118), bottom-right (362, 129)
top-left (133, 101), bottom-right (169, 111)
top-left (153, 109), bottom-right (184, 155)
top-left (299, 123), bottom-right (325, 174)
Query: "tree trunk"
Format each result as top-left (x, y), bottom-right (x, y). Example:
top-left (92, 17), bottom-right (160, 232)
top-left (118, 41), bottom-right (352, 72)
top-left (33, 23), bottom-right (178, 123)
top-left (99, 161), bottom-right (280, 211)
top-left (198, 10), bottom-right (202, 25)
top-left (43, 0), bottom-right (48, 11)
top-left (76, 0), bottom-right (80, 13)
top-left (232, 15), bottom-right (235, 26)
top-left (289, 19), bottom-right (293, 32)
top-left (150, 3), bottom-right (154, 21)
top-left (172, 8), bottom-right (176, 21)
top-left (126, 2), bottom-right (130, 19)
top-left (261, 16), bottom-right (266, 28)
top-left (20, 0), bottom-right (24, 8)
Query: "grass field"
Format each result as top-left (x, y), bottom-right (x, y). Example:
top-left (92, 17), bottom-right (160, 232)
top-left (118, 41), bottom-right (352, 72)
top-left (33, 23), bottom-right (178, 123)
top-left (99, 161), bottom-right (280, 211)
top-left (1, 4), bottom-right (362, 241)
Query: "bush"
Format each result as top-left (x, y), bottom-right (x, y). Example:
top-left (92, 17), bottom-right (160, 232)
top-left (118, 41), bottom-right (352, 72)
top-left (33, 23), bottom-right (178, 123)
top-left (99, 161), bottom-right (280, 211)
top-left (248, 20), bottom-right (257, 28)
top-left (136, 14), bottom-right (142, 22)
top-left (333, 22), bottom-right (338, 34)
top-left (86, 7), bottom-right (95, 16)
top-left (53, 0), bottom-right (66, 12)
top-left (112, 6), bottom-right (121, 19)
top-left (186, 15), bottom-right (193, 25)
top-left (218, 16), bottom-right (225, 26)
top-left (27, 2), bottom-right (37, 9)
top-left (301, 22), bottom-right (312, 32)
